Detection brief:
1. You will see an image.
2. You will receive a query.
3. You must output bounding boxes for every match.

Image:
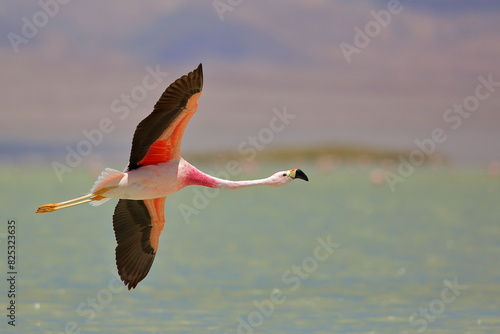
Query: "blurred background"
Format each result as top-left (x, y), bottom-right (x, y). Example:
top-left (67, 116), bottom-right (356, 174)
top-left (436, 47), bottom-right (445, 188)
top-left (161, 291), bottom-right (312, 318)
top-left (1, 1), bottom-right (500, 333)
top-left (1, 0), bottom-right (499, 168)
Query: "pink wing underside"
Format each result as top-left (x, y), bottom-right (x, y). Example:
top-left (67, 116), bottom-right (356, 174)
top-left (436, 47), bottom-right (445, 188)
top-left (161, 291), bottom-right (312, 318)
top-left (144, 197), bottom-right (166, 252)
top-left (137, 92), bottom-right (201, 167)
top-left (137, 92), bottom-right (201, 251)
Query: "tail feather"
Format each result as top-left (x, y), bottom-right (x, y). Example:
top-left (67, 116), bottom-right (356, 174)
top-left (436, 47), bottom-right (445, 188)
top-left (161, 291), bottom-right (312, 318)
top-left (91, 168), bottom-right (124, 194)
top-left (37, 167), bottom-right (124, 213)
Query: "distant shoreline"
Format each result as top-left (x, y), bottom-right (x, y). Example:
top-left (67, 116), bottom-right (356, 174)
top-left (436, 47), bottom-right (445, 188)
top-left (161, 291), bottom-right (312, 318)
top-left (184, 144), bottom-right (444, 166)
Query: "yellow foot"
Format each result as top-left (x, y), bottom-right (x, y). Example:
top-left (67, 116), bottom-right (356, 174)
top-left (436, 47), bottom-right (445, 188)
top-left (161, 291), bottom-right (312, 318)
top-left (36, 204), bottom-right (58, 213)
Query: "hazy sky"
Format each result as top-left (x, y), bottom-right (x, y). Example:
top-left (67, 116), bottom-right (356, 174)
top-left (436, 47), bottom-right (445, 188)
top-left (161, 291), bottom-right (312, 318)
top-left (1, 0), bottom-right (499, 165)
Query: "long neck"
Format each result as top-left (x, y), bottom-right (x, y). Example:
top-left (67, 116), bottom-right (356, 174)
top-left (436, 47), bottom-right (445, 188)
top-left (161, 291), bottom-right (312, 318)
top-left (182, 160), bottom-right (274, 190)
top-left (212, 176), bottom-right (274, 190)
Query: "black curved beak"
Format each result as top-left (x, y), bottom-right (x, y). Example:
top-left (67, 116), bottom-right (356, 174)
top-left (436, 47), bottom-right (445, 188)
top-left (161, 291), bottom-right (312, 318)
top-left (291, 169), bottom-right (309, 181)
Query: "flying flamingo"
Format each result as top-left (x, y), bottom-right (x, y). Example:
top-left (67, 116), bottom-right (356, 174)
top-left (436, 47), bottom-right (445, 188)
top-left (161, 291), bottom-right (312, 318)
top-left (36, 64), bottom-right (309, 289)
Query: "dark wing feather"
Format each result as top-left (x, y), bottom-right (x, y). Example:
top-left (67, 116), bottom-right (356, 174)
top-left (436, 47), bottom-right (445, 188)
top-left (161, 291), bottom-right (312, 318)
top-left (113, 199), bottom-right (157, 290)
top-left (127, 63), bottom-right (203, 171)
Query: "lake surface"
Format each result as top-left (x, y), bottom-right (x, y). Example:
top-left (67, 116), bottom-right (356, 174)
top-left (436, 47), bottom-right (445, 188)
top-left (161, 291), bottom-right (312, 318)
top-left (1, 163), bottom-right (499, 333)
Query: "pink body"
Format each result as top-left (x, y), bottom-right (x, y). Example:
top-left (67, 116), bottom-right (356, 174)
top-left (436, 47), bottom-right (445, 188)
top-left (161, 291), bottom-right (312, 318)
top-left (91, 158), bottom-right (290, 201)
top-left (36, 64), bottom-right (308, 290)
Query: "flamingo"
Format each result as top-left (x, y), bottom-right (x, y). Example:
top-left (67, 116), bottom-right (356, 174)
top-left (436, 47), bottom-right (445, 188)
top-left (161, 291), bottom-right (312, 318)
top-left (36, 64), bottom-right (309, 289)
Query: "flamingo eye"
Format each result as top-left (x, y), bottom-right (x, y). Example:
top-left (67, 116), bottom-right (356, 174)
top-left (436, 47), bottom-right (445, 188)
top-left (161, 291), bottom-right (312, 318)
top-left (282, 173), bottom-right (287, 177)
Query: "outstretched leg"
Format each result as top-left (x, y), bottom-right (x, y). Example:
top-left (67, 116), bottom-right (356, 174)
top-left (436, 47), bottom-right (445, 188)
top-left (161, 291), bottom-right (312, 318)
top-left (36, 194), bottom-right (104, 213)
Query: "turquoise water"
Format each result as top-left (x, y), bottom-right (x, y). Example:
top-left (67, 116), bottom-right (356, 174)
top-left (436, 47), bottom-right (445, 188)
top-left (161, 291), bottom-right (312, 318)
top-left (1, 163), bottom-right (500, 333)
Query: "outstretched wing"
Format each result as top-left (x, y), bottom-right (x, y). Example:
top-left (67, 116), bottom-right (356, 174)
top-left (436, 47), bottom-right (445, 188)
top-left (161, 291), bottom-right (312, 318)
top-left (127, 64), bottom-right (203, 171)
top-left (112, 197), bottom-right (166, 289)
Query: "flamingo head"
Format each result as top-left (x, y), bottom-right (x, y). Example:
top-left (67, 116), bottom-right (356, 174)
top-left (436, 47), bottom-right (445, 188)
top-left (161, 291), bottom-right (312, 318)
top-left (269, 168), bottom-right (309, 186)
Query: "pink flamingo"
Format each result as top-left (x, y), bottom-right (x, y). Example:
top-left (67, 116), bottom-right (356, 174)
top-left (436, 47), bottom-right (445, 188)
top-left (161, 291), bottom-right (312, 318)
top-left (36, 64), bottom-right (309, 289)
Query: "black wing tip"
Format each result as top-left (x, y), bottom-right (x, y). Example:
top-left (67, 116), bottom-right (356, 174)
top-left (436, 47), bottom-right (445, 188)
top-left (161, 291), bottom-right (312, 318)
top-left (175, 63), bottom-right (204, 92)
top-left (119, 273), bottom-right (137, 290)
top-left (191, 63), bottom-right (203, 88)
top-left (189, 63), bottom-right (203, 78)
top-left (162, 63), bottom-right (204, 94)
top-left (121, 274), bottom-right (140, 290)
top-left (116, 253), bottom-right (154, 290)
top-left (121, 277), bottom-right (138, 290)
top-left (113, 199), bottom-right (155, 290)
